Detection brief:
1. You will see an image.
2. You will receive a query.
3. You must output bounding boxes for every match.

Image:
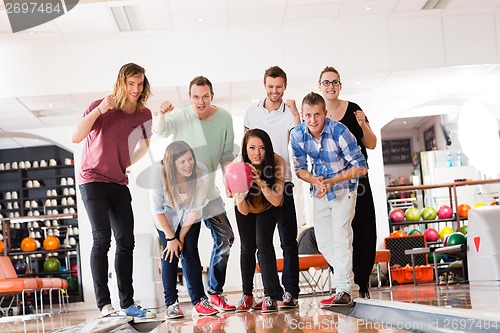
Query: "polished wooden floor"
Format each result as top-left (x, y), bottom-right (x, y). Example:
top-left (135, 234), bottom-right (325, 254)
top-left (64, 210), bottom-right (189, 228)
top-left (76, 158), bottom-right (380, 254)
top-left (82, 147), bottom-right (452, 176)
top-left (2, 282), bottom-right (500, 333)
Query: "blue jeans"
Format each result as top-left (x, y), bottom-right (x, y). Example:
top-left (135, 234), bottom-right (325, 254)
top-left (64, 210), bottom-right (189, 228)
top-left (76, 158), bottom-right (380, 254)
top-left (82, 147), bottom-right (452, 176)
top-left (79, 183), bottom-right (135, 310)
top-left (157, 222), bottom-right (206, 306)
top-left (201, 197), bottom-right (235, 295)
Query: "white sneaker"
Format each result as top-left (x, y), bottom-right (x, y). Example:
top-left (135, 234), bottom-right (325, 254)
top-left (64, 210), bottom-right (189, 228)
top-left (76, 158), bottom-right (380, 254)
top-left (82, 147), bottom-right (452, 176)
top-left (101, 304), bottom-right (118, 317)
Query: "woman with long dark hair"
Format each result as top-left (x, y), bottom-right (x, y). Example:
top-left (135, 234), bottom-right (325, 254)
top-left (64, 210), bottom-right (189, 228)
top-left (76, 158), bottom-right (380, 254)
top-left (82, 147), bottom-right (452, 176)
top-left (230, 129), bottom-right (285, 313)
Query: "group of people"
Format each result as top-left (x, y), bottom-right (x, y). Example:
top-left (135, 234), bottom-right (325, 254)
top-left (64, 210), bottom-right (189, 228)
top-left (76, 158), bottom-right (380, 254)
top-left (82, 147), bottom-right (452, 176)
top-left (71, 62), bottom-right (378, 320)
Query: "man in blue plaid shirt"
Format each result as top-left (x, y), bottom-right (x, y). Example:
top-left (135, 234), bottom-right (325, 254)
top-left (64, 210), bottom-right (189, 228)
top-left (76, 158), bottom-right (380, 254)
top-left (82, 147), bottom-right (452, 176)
top-left (290, 92), bottom-right (367, 307)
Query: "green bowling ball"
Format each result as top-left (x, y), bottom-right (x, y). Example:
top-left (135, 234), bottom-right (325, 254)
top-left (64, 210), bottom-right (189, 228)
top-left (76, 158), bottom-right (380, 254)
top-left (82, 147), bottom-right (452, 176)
top-left (446, 232), bottom-right (466, 246)
top-left (408, 229), bottom-right (422, 236)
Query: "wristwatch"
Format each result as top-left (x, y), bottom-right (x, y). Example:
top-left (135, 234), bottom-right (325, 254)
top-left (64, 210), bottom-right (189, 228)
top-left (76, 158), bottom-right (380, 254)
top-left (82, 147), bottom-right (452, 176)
top-left (166, 236), bottom-right (177, 242)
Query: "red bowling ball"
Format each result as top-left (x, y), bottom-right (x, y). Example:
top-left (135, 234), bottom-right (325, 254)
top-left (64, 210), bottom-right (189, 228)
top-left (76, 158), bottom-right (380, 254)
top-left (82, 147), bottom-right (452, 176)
top-left (389, 209), bottom-right (405, 223)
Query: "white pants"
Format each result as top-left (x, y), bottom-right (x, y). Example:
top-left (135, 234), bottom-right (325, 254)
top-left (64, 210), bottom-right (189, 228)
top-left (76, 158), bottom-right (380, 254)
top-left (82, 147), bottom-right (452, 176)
top-left (313, 190), bottom-right (358, 294)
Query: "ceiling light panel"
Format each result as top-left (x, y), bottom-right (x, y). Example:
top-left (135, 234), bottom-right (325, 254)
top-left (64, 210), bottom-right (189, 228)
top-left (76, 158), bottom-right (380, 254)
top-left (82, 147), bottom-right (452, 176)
top-left (111, 5), bottom-right (145, 32)
top-left (422, 0), bottom-right (450, 10)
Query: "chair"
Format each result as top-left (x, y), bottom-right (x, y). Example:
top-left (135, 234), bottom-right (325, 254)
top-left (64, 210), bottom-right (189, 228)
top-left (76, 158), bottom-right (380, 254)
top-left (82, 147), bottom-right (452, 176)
top-left (39, 277), bottom-right (69, 314)
top-left (296, 254), bottom-right (331, 294)
top-left (370, 249), bottom-right (392, 288)
top-left (0, 256), bottom-right (39, 316)
top-left (0, 256), bottom-right (68, 315)
top-left (0, 268), bottom-right (28, 316)
top-left (255, 254), bottom-right (331, 296)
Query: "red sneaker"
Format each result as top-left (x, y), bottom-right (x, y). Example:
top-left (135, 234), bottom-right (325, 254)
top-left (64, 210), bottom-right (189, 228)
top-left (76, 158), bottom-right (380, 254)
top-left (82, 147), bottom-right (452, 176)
top-left (252, 299), bottom-right (263, 311)
top-left (235, 295), bottom-right (254, 312)
top-left (193, 298), bottom-right (218, 316)
top-left (320, 291), bottom-right (353, 308)
top-left (209, 294), bottom-right (236, 312)
top-left (279, 292), bottom-right (299, 309)
top-left (261, 296), bottom-right (278, 313)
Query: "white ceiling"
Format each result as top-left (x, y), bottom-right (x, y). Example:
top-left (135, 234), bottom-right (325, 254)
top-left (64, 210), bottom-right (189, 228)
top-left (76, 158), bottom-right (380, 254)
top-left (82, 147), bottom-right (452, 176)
top-left (1, 0), bottom-right (500, 149)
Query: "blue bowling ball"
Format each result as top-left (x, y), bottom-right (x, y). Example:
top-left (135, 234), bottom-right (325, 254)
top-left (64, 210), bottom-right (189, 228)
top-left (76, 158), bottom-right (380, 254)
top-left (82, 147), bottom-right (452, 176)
top-left (14, 260), bottom-right (27, 275)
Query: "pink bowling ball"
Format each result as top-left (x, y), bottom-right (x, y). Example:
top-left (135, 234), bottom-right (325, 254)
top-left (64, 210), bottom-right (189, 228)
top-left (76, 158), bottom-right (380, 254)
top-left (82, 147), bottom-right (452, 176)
top-left (437, 205), bottom-right (453, 219)
top-left (424, 228), bottom-right (440, 242)
top-left (223, 162), bottom-right (253, 193)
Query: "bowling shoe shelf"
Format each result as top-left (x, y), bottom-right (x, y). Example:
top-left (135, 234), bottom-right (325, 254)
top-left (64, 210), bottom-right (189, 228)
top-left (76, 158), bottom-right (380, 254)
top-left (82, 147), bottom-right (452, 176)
top-left (0, 145), bottom-right (83, 303)
top-left (0, 166), bottom-right (77, 218)
top-left (386, 178), bottom-right (500, 233)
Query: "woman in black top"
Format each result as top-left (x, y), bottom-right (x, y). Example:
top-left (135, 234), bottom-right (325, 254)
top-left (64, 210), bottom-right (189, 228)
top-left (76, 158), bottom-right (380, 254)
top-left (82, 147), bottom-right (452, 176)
top-left (318, 66), bottom-right (378, 299)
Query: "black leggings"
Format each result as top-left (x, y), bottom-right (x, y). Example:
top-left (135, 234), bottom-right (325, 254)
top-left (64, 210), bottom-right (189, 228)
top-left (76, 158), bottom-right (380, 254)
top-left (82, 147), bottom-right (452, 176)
top-left (79, 182), bottom-right (135, 310)
top-left (235, 205), bottom-right (281, 299)
top-left (352, 175), bottom-right (377, 293)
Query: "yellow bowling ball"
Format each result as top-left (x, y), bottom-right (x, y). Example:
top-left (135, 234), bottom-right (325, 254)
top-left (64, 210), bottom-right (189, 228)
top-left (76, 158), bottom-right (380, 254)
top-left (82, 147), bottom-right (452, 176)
top-left (439, 226), bottom-right (454, 241)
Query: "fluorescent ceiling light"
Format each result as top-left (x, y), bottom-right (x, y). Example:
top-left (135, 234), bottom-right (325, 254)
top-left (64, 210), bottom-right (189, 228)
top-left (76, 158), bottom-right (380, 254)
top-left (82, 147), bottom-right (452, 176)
top-left (422, 0), bottom-right (450, 10)
top-left (111, 6), bottom-right (145, 32)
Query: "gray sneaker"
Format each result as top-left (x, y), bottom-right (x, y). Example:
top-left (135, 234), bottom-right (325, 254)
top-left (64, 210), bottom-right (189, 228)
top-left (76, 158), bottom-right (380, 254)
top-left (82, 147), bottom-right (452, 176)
top-left (166, 300), bottom-right (184, 319)
top-left (101, 304), bottom-right (118, 317)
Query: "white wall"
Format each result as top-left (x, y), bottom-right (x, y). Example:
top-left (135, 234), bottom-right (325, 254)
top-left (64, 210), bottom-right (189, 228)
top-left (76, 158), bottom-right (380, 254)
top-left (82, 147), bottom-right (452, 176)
top-left (381, 127), bottom-right (420, 186)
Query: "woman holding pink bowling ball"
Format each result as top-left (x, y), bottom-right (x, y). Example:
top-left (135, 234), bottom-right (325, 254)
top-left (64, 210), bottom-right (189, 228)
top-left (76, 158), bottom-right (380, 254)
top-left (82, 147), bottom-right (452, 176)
top-left (223, 162), bottom-right (253, 194)
top-left (229, 128), bottom-right (285, 313)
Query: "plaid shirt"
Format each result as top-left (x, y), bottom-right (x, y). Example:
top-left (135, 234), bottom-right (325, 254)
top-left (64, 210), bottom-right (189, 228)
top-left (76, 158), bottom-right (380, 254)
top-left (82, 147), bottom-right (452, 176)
top-left (291, 118), bottom-right (367, 200)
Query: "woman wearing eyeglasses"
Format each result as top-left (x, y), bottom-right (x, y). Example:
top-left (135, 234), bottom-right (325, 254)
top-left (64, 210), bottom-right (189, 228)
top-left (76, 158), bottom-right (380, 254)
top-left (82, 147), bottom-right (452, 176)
top-left (318, 66), bottom-right (377, 299)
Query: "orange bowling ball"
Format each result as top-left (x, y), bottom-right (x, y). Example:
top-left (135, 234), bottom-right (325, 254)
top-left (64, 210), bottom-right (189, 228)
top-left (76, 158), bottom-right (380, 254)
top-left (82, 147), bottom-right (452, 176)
top-left (20, 237), bottom-right (37, 252)
top-left (391, 229), bottom-right (407, 238)
top-left (458, 204), bottom-right (471, 218)
top-left (43, 236), bottom-right (60, 251)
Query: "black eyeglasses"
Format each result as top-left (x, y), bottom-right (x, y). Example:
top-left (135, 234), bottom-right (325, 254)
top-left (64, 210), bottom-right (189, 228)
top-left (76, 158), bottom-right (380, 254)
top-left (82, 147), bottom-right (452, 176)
top-left (320, 80), bottom-right (341, 87)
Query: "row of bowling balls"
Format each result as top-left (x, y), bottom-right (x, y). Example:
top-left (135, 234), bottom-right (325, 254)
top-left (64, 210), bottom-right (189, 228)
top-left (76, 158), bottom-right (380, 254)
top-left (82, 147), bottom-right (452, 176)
top-left (14, 263), bottom-right (80, 292)
top-left (20, 236), bottom-right (60, 252)
top-left (391, 226), bottom-right (467, 245)
top-left (13, 260), bottom-right (78, 292)
top-left (13, 257), bottom-right (78, 276)
top-left (390, 203), bottom-right (475, 223)
top-left (428, 253), bottom-right (458, 264)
